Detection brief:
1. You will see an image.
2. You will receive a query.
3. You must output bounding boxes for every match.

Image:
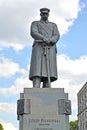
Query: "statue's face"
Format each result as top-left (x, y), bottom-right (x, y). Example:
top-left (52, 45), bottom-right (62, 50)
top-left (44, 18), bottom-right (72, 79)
top-left (41, 12), bottom-right (49, 21)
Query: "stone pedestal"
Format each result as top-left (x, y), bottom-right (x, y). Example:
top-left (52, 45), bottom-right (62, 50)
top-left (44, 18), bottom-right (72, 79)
top-left (17, 88), bottom-right (71, 130)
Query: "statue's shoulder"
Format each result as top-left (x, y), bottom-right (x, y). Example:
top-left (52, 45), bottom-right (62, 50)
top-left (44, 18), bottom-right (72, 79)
top-left (31, 21), bottom-right (40, 25)
top-left (49, 21), bottom-right (57, 26)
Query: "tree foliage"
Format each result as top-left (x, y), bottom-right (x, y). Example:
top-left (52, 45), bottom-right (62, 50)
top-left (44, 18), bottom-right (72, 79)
top-left (69, 120), bottom-right (78, 130)
top-left (0, 124), bottom-right (4, 130)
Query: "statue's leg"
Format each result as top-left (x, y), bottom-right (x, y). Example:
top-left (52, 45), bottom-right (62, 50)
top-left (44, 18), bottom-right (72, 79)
top-left (32, 77), bottom-right (41, 88)
top-left (42, 80), bottom-right (50, 88)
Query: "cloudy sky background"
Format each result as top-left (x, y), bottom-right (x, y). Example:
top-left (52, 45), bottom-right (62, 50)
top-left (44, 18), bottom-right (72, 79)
top-left (0, 0), bottom-right (87, 129)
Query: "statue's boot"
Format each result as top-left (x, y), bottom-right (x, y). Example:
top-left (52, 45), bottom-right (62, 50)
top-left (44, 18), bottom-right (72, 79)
top-left (32, 77), bottom-right (41, 88)
top-left (42, 80), bottom-right (50, 88)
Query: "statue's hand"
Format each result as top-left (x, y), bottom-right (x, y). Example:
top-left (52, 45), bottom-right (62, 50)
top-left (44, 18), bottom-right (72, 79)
top-left (43, 37), bottom-right (55, 46)
top-left (43, 37), bottom-right (50, 44)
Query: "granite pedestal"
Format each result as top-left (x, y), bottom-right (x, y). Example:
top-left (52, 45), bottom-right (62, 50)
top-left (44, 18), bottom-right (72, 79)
top-left (17, 88), bottom-right (71, 130)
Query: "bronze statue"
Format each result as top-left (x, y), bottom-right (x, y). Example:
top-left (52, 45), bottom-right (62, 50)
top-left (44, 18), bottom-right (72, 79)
top-left (29, 8), bottom-right (60, 88)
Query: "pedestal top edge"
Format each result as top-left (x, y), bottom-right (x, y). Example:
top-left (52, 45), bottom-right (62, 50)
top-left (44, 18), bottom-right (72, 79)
top-left (23, 88), bottom-right (65, 93)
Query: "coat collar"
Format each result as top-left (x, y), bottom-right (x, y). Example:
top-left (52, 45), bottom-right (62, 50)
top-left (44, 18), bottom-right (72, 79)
top-left (40, 19), bottom-right (49, 24)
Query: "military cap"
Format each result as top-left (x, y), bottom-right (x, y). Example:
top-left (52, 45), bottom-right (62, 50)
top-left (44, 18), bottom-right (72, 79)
top-left (40, 8), bottom-right (50, 13)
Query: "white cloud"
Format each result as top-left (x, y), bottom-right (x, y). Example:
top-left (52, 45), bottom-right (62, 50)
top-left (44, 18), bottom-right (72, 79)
top-left (0, 56), bottom-right (26, 77)
top-left (0, 103), bottom-right (16, 114)
top-left (0, 120), bottom-right (18, 130)
top-left (0, 41), bottom-right (25, 51)
top-left (58, 55), bottom-right (87, 76)
top-left (0, 0), bottom-right (84, 50)
top-left (0, 77), bottom-right (32, 96)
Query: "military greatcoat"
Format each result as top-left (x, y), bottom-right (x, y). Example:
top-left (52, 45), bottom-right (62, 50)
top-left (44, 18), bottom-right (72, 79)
top-left (29, 19), bottom-right (60, 82)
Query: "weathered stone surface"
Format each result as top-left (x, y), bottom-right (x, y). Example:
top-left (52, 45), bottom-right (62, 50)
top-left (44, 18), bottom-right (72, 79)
top-left (17, 88), bottom-right (71, 130)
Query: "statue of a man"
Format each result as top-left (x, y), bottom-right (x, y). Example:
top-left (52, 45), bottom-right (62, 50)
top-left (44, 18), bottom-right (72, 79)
top-left (29, 8), bottom-right (60, 88)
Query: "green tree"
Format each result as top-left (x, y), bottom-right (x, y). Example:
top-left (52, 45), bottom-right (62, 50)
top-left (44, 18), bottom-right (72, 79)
top-left (69, 120), bottom-right (78, 130)
top-left (0, 123), bottom-right (4, 130)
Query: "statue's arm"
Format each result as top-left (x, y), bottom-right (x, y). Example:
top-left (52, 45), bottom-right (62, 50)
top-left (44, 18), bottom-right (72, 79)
top-left (30, 21), bottom-right (44, 40)
top-left (50, 24), bottom-right (60, 44)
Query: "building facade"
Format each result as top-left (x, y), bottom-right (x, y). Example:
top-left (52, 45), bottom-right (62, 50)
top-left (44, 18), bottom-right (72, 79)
top-left (78, 82), bottom-right (87, 130)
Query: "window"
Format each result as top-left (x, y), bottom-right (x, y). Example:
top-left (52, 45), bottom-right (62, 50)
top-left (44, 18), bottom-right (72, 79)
top-left (85, 121), bottom-right (87, 129)
top-left (85, 101), bottom-right (87, 107)
top-left (85, 111), bottom-right (87, 118)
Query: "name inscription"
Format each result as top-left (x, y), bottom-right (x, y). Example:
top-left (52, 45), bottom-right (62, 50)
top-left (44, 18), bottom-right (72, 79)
top-left (28, 118), bottom-right (60, 124)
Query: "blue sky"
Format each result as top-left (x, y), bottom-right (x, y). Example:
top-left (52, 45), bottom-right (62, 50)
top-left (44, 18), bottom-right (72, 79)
top-left (0, 0), bottom-right (87, 129)
top-left (59, 5), bottom-right (87, 59)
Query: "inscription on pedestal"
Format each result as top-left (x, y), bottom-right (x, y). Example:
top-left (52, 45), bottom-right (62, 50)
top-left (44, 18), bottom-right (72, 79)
top-left (23, 116), bottom-right (63, 130)
top-left (28, 118), bottom-right (60, 124)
